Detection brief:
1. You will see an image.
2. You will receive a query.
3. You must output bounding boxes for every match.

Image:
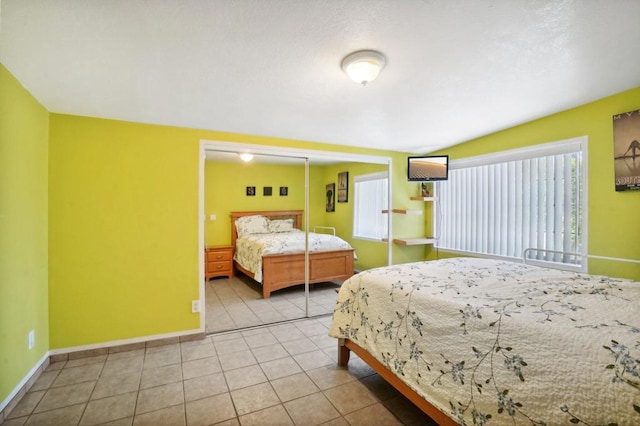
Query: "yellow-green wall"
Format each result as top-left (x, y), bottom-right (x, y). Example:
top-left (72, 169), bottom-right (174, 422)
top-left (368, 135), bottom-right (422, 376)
top-left (48, 115), bottom-right (410, 351)
top-left (428, 87), bottom-right (640, 280)
top-left (204, 161), bottom-right (308, 245)
top-left (0, 65), bottom-right (50, 402)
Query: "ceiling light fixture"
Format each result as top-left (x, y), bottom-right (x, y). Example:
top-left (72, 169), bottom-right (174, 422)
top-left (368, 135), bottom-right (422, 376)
top-left (341, 50), bottom-right (386, 86)
top-left (239, 153), bottom-right (254, 162)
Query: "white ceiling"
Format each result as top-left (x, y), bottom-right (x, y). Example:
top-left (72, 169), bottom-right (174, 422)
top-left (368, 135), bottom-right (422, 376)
top-left (2, 0), bottom-right (639, 154)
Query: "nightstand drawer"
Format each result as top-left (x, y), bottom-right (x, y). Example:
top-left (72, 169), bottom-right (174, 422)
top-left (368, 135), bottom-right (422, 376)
top-left (207, 261), bottom-right (231, 272)
top-left (206, 250), bottom-right (232, 262)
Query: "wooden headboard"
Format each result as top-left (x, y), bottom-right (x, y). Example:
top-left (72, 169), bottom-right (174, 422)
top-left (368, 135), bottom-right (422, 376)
top-left (230, 210), bottom-right (303, 247)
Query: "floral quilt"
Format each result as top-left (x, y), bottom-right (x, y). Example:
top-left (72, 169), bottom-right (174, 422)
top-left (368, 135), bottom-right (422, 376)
top-left (329, 258), bottom-right (640, 425)
top-left (234, 230), bottom-right (355, 283)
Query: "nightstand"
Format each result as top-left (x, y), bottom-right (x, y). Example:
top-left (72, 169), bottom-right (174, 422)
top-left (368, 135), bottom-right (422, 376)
top-left (205, 246), bottom-right (234, 280)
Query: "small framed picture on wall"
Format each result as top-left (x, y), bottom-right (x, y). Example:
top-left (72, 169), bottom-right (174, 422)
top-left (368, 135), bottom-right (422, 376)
top-left (280, 186), bottom-right (288, 196)
top-left (326, 183), bottom-right (335, 212)
top-left (337, 171), bottom-right (349, 203)
top-left (246, 186), bottom-right (256, 196)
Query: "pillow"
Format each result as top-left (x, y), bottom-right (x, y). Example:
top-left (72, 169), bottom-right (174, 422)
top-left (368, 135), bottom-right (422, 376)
top-left (268, 218), bottom-right (295, 233)
top-left (235, 215), bottom-right (269, 238)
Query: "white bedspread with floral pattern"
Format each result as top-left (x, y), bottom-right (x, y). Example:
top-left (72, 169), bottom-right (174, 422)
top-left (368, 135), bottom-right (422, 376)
top-left (329, 257), bottom-right (640, 425)
top-left (234, 230), bottom-right (355, 283)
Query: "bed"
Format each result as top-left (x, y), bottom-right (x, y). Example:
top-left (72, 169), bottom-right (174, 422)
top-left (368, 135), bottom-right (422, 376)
top-left (329, 257), bottom-right (640, 425)
top-left (231, 210), bottom-right (355, 298)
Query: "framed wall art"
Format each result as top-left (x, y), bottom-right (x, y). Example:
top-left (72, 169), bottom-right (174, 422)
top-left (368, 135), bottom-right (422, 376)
top-left (613, 108), bottom-right (640, 191)
top-left (337, 171), bottom-right (349, 203)
top-left (326, 183), bottom-right (335, 212)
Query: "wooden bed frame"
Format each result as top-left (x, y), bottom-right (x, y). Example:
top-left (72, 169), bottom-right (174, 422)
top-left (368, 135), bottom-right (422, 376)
top-left (338, 338), bottom-right (457, 426)
top-left (230, 210), bottom-right (355, 298)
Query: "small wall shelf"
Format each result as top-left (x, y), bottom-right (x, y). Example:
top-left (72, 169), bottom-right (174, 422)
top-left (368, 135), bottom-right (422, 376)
top-left (410, 196), bottom-right (435, 201)
top-left (382, 209), bottom-right (423, 215)
top-left (393, 237), bottom-right (436, 246)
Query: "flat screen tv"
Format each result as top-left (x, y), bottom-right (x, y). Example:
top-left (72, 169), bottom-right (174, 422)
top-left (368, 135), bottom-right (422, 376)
top-left (407, 155), bottom-right (449, 181)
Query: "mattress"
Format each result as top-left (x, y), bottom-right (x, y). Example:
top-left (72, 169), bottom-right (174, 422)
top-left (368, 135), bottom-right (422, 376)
top-left (329, 257), bottom-right (640, 425)
top-left (234, 230), bottom-right (354, 283)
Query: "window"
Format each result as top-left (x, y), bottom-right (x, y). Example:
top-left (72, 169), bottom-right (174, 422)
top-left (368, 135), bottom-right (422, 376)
top-left (435, 137), bottom-right (586, 270)
top-left (353, 171), bottom-right (389, 240)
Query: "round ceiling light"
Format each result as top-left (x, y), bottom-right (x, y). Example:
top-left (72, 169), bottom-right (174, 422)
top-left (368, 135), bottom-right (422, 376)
top-left (341, 50), bottom-right (386, 86)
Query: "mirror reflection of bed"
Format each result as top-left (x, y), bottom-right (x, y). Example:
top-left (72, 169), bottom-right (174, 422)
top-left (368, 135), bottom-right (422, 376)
top-left (203, 150), bottom-right (386, 335)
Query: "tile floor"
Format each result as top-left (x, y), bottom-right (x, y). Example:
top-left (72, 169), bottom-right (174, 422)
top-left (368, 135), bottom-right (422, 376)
top-left (205, 275), bottom-right (341, 334)
top-left (2, 317), bottom-right (436, 426)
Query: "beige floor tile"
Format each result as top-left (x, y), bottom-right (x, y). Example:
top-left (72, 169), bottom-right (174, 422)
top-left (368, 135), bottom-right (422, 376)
top-left (44, 361), bottom-right (66, 372)
top-left (223, 365), bottom-right (267, 391)
top-left (65, 354), bottom-right (107, 368)
top-left (25, 403), bottom-right (85, 426)
top-left (91, 372), bottom-right (141, 400)
top-left (238, 404), bottom-right (294, 426)
top-left (319, 418), bottom-right (349, 426)
top-left (79, 391), bottom-right (137, 426)
top-left (270, 373), bottom-right (319, 402)
top-left (323, 381), bottom-right (378, 415)
top-left (309, 333), bottom-right (338, 350)
top-left (343, 403), bottom-right (403, 426)
top-left (34, 381), bottom-right (95, 413)
top-left (243, 332), bottom-right (278, 349)
top-left (183, 372), bottom-right (228, 402)
top-left (230, 382), bottom-right (280, 416)
top-left (259, 357), bottom-right (302, 381)
top-left (51, 363), bottom-right (103, 387)
top-left (102, 356), bottom-right (144, 377)
top-left (185, 393), bottom-right (236, 426)
top-left (135, 382), bottom-right (184, 415)
top-left (28, 371), bottom-right (60, 392)
top-left (213, 338), bottom-right (249, 355)
top-left (2, 416), bottom-right (28, 426)
top-left (306, 365), bottom-right (355, 390)
top-left (295, 322), bottom-right (329, 337)
top-left (140, 364), bottom-right (183, 389)
top-left (211, 419), bottom-right (240, 426)
top-left (6, 391), bottom-right (45, 419)
top-left (281, 337), bottom-right (318, 356)
top-left (133, 404), bottom-right (185, 426)
top-left (143, 348), bottom-right (181, 370)
top-left (283, 393), bottom-right (341, 426)
top-left (180, 341), bottom-right (216, 362)
top-left (182, 356), bottom-right (222, 380)
top-left (269, 326), bottom-right (306, 343)
top-left (145, 342), bottom-right (179, 354)
top-left (99, 416), bottom-right (133, 425)
top-left (107, 349), bottom-right (146, 361)
top-left (293, 350), bottom-right (334, 371)
top-left (218, 350), bottom-right (256, 372)
top-left (250, 343), bottom-right (289, 363)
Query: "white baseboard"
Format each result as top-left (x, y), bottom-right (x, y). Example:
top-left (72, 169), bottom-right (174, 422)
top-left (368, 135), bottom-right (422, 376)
top-left (0, 351), bottom-right (50, 413)
top-left (48, 328), bottom-right (204, 356)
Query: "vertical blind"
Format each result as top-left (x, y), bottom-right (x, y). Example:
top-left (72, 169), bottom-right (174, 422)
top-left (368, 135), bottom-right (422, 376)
top-left (353, 172), bottom-right (388, 240)
top-left (435, 139), bottom-right (585, 269)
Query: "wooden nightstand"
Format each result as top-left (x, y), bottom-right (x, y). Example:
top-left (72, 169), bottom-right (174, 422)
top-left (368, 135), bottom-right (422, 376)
top-left (205, 246), bottom-right (234, 280)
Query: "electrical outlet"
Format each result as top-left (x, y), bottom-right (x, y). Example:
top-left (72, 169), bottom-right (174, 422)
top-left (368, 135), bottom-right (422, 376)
top-left (28, 330), bottom-right (35, 349)
top-left (191, 300), bottom-right (201, 313)
top-left (209, 214), bottom-right (217, 221)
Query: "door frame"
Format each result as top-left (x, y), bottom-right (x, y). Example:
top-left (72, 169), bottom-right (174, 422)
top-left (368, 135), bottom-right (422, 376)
top-left (197, 139), bottom-right (393, 332)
